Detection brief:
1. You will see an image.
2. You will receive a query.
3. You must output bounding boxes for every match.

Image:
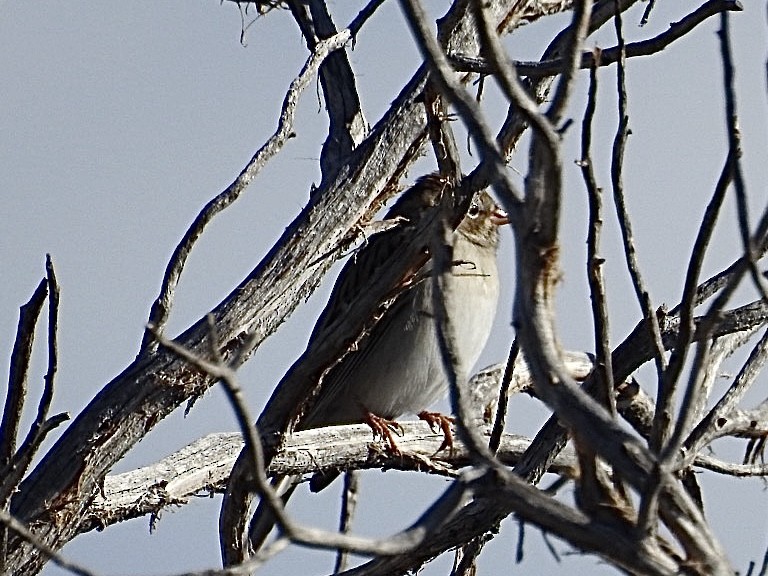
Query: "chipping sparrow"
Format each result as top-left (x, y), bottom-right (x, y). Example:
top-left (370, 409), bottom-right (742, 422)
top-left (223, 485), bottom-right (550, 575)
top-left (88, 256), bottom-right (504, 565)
top-left (250, 173), bottom-right (506, 548)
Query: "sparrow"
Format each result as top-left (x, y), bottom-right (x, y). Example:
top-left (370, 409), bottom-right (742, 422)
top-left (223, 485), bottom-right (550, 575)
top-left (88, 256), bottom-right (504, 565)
top-left (249, 173), bottom-right (507, 549)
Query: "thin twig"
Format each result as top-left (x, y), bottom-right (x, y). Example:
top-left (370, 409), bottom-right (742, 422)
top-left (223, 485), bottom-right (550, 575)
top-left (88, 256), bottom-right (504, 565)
top-left (448, 0), bottom-right (743, 79)
top-left (668, 238), bottom-right (768, 319)
top-left (609, 3), bottom-right (667, 432)
top-left (693, 455), bottom-right (768, 477)
top-left (661, 152), bottom-right (735, 433)
top-left (469, 0), bottom-right (561, 168)
top-left (490, 0), bottom-right (641, 164)
top-left (398, 0), bottom-right (525, 214)
top-left (718, 10), bottom-right (768, 302)
top-left (0, 278), bottom-right (47, 474)
top-left (421, 178), bottom-right (510, 575)
top-left (489, 340), bottom-right (519, 455)
top-left (347, 0), bottom-right (388, 37)
top-left (606, 5), bottom-right (665, 539)
top-left (139, 28), bottom-right (354, 354)
top-left (334, 471), bottom-right (359, 574)
top-left (546, 0), bottom-right (594, 123)
top-left (683, 329), bottom-right (768, 462)
top-left (0, 258), bottom-right (67, 505)
top-left (640, 0), bottom-right (657, 25)
top-left (37, 255), bottom-right (60, 455)
top-left (423, 83), bottom-right (462, 181)
top-left (658, 11), bottom-right (762, 467)
top-left (580, 49), bottom-right (615, 414)
top-left (152, 319), bottom-right (291, 542)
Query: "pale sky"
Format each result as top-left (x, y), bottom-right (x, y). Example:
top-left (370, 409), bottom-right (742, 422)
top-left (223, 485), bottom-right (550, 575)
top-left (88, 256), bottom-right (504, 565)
top-left (2, 1), bottom-right (767, 575)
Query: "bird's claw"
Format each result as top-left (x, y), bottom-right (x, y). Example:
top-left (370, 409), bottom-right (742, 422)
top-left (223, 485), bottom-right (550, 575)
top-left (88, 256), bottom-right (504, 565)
top-left (418, 411), bottom-right (455, 455)
top-left (364, 411), bottom-right (403, 455)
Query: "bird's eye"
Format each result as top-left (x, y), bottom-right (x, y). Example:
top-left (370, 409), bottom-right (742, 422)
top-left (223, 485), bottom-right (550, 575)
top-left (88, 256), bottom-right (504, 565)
top-left (467, 203), bottom-right (481, 218)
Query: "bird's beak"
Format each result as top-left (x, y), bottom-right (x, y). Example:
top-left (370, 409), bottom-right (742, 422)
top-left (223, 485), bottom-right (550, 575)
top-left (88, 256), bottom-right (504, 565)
top-left (491, 206), bottom-right (509, 226)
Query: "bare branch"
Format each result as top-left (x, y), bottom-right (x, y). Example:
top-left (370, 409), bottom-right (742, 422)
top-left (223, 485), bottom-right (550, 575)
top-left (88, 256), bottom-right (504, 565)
top-left (333, 471), bottom-right (359, 574)
top-left (399, 0), bottom-right (525, 212)
top-left (1, 257), bottom-right (65, 507)
top-left (661, 151), bottom-right (735, 450)
top-left (693, 455), bottom-right (768, 477)
top-left (684, 329), bottom-right (768, 460)
top-left (518, 296), bottom-right (768, 490)
top-left (488, 340), bottom-right (520, 454)
top-left (718, 10), bottom-right (768, 302)
top-left (0, 509), bottom-right (95, 576)
top-left (470, 0), bottom-right (561, 161)
top-left (286, 0), bottom-right (371, 189)
top-left (580, 50), bottom-right (616, 415)
top-left (546, 0), bottom-right (594, 123)
top-left (140, 28), bottom-right (354, 354)
top-left (607, 8), bottom-right (668, 454)
top-left (28, 256), bottom-right (61, 458)
top-left (346, 470), bottom-right (681, 576)
top-left (80, 426), bottom-right (577, 535)
top-left (0, 277), bottom-right (47, 475)
top-left (448, 0), bottom-right (743, 78)
top-left (491, 0), bottom-right (641, 163)
top-left (423, 83), bottom-right (461, 179)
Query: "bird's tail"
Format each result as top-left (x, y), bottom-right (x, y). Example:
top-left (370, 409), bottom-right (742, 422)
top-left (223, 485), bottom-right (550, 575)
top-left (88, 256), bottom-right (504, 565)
top-left (247, 474), bottom-right (301, 553)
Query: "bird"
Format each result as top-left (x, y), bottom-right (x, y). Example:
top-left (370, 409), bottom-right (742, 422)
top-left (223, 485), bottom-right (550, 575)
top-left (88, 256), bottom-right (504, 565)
top-left (249, 173), bottom-right (507, 550)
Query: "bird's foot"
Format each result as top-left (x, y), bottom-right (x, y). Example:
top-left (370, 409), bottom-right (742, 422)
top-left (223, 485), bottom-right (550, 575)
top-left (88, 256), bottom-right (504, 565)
top-left (364, 411), bottom-right (404, 455)
top-left (418, 411), bottom-right (455, 455)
